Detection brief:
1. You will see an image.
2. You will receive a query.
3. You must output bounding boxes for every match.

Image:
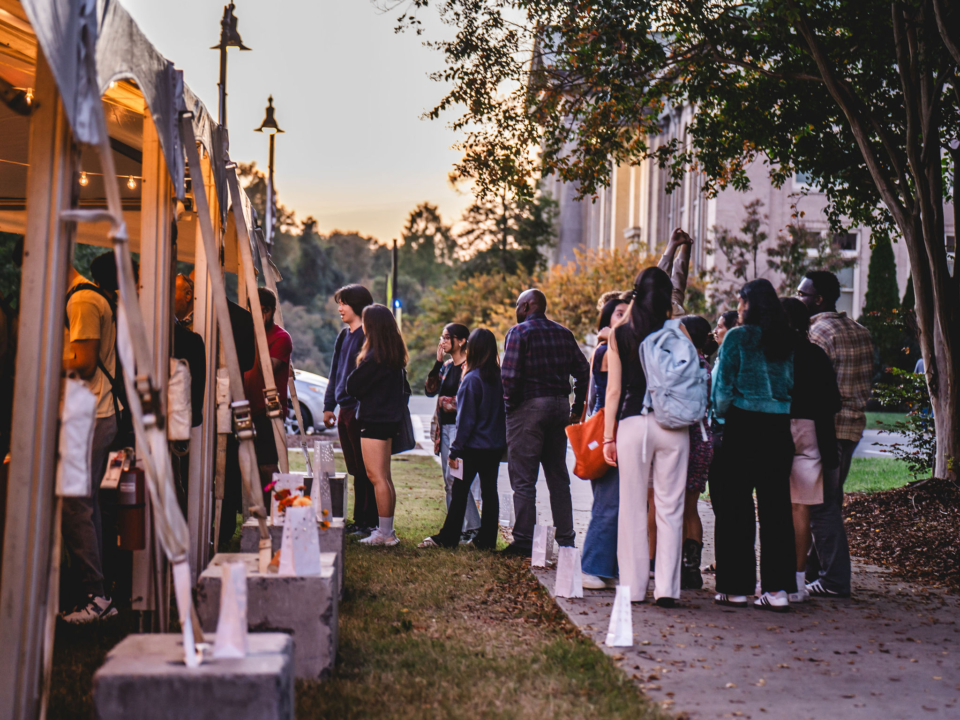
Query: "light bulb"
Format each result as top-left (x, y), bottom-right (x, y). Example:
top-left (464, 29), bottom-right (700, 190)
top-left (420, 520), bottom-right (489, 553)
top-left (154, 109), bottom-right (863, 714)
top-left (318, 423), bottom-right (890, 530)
top-left (79, 171), bottom-right (89, 187)
top-left (127, 176), bottom-right (137, 190)
top-left (24, 88), bottom-right (33, 105)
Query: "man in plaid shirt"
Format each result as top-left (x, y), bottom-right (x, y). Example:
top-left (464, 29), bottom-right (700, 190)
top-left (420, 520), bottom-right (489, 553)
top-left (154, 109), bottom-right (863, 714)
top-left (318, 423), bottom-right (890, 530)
top-left (797, 270), bottom-right (874, 598)
top-left (501, 289), bottom-right (590, 556)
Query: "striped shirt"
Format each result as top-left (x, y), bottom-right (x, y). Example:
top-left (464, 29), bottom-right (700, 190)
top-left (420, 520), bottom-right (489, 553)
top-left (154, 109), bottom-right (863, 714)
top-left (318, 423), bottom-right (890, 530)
top-left (808, 311), bottom-right (874, 442)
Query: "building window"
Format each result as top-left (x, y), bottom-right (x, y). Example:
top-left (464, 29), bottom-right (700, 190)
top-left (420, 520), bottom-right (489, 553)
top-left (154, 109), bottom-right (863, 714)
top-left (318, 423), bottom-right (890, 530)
top-left (833, 232), bottom-right (858, 251)
top-left (837, 265), bottom-right (855, 316)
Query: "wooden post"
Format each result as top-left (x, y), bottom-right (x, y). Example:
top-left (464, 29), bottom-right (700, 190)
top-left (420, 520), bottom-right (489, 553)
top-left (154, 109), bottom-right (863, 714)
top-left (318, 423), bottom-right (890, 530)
top-left (0, 55), bottom-right (76, 720)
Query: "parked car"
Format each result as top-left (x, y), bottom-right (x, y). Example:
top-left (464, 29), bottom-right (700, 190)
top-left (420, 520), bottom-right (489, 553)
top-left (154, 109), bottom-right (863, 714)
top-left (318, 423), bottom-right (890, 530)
top-left (285, 368), bottom-right (329, 435)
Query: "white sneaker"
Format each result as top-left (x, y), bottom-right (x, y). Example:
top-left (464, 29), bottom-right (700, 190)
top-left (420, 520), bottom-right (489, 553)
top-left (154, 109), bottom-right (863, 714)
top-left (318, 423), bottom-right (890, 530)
top-left (62, 595), bottom-right (118, 624)
top-left (361, 529), bottom-right (399, 547)
top-left (754, 590), bottom-right (790, 613)
top-left (789, 585), bottom-right (810, 603)
top-left (582, 574), bottom-right (616, 590)
top-left (418, 537), bottom-right (439, 549)
top-left (714, 593), bottom-right (748, 608)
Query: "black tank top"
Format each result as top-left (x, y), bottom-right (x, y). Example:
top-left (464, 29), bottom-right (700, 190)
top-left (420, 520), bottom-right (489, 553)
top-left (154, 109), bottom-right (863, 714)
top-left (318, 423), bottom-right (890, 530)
top-left (614, 324), bottom-right (647, 420)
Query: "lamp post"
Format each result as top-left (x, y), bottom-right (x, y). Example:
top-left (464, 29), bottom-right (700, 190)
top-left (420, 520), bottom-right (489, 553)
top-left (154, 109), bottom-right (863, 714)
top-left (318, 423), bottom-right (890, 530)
top-left (211, 2), bottom-right (250, 127)
top-left (255, 96), bottom-right (284, 246)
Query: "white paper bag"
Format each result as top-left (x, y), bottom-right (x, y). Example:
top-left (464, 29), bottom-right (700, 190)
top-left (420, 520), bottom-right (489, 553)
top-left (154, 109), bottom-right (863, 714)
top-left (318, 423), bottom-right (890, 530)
top-left (449, 458), bottom-right (464, 480)
top-left (605, 585), bottom-right (634, 647)
top-left (554, 546), bottom-right (584, 598)
top-left (167, 358), bottom-right (192, 441)
top-left (531, 524), bottom-right (556, 567)
top-left (172, 560), bottom-right (202, 667)
top-left (312, 465), bottom-right (332, 523)
top-left (215, 368), bottom-right (232, 434)
top-left (498, 491), bottom-right (515, 527)
top-left (56, 378), bottom-right (98, 497)
top-left (213, 562), bottom-right (248, 659)
top-left (278, 505), bottom-right (323, 576)
top-left (270, 473), bottom-right (304, 525)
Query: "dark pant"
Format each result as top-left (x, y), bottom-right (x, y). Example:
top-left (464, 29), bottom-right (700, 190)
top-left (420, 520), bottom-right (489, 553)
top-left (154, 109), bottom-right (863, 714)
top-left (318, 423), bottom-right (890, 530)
top-left (506, 396), bottom-right (575, 550)
top-left (219, 435), bottom-right (241, 551)
top-left (338, 404), bottom-right (378, 528)
top-left (581, 465), bottom-right (619, 578)
top-left (807, 438), bottom-right (857, 593)
top-left (712, 407), bottom-right (796, 596)
top-left (433, 449), bottom-right (501, 549)
top-left (63, 414), bottom-right (118, 599)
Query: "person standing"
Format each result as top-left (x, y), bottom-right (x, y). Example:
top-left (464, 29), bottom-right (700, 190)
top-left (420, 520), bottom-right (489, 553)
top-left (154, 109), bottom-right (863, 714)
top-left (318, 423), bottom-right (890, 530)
top-left (580, 297), bottom-right (629, 589)
top-left (425, 323), bottom-right (481, 541)
top-left (797, 271), bottom-right (874, 598)
top-left (243, 287), bottom-right (292, 509)
top-left (323, 284), bottom-right (377, 535)
top-left (604, 267), bottom-right (689, 606)
top-left (61, 254), bottom-right (120, 622)
top-left (781, 297), bottom-right (842, 603)
top-left (346, 304), bottom-right (409, 547)
top-left (714, 310), bottom-right (739, 346)
top-left (711, 279), bottom-right (796, 612)
top-left (420, 328), bottom-right (506, 550)
top-left (502, 289), bottom-right (590, 556)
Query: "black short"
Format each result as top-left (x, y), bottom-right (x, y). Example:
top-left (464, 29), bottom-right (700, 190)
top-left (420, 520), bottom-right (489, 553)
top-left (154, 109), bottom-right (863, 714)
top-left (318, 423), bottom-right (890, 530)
top-left (252, 413), bottom-right (280, 466)
top-left (359, 421), bottom-right (400, 441)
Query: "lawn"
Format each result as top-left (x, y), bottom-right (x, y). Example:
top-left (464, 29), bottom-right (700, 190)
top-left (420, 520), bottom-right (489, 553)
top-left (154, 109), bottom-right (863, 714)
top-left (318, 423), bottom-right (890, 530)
top-left (844, 457), bottom-right (914, 494)
top-left (297, 453), bottom-right (665, 720)
top-left (864, 411), bottom-right (906, 430)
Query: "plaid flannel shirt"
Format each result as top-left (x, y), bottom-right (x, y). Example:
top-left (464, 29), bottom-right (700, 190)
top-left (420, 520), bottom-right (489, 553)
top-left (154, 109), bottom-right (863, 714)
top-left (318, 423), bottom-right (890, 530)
top-left (501, 312), bottom-right (590, 416)
top-left (808, 311), bottom-right (874, 442)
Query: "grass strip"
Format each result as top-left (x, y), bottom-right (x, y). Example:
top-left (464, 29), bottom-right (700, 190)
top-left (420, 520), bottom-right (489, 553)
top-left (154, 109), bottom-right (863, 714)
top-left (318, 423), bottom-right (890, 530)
top-left (844, 457), bottom-right (914, 493)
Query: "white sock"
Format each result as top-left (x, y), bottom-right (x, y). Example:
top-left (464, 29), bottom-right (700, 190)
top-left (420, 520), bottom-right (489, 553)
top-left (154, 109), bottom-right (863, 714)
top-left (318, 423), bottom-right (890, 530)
top-left (796, 571), bottom-right (807, 592)
top-left (379, 516), bottom-right (394, 537)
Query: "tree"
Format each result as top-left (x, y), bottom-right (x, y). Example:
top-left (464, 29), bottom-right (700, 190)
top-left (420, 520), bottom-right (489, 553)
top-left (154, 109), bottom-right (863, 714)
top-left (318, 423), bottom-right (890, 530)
top-left (457, 189), bottom-right (558, 276)
top-left (237, 161), bottom-right (296, 235)
top-left (706, 200), bottom-right (769, 308)
top-left (406, 0), bottom-right (960, 478)
top-left (858, 234), bottom-right (904, 368)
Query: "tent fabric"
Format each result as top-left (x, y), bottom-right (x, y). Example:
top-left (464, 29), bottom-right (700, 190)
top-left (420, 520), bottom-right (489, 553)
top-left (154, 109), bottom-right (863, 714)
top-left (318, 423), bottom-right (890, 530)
top-left (18, 0), bottom-right (222, 202)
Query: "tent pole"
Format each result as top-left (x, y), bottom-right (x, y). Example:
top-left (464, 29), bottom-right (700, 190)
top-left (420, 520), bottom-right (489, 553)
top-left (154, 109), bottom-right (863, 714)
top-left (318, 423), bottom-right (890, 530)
top-left (0, 54), bottom-right (75, 720)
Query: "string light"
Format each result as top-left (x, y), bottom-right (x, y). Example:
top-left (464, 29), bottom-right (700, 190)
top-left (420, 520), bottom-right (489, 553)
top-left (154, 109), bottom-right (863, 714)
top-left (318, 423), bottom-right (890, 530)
top-left (79, 171), bottom-right (89, 187)
top-left (127, 176), bottom-right (137, 190)
top-left (24, 88), bottom-right (33, 106)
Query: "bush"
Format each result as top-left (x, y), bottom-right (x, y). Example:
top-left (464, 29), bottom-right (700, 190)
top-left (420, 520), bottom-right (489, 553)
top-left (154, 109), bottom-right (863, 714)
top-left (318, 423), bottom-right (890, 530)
top-left (871, 368), bottom-right (936, 478)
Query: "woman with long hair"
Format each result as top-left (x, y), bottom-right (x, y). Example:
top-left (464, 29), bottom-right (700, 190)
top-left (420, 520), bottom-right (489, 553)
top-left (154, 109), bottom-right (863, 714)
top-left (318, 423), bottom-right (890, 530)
top-left (425, 323), bottom-right (481, 540)
top-left (711, 279), bottom-right (796, 611)
top-left (581, 296), bottom-right (630, 589)
top-left (419, 328), bottom-right (506, 550)
top-left (714, 310), bottom-right (739, 346)
top-left (346, 304), bottom-right (409, 546)
top-left (603, 266), bottom-right (689, 606)
top-left (780, 297), bottom-right (841, 603)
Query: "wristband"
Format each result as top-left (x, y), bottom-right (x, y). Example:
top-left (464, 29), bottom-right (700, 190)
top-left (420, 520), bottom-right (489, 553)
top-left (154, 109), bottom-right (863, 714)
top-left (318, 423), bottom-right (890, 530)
top-left (603, 439), bottom-right (616, 445)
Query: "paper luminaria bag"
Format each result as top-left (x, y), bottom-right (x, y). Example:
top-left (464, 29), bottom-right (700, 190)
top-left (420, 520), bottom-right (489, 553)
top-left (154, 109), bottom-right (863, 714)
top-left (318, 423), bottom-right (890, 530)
top-left (213, 561), bottom-right (249, 659)
top-left (278, 504), bottom-right (323, 576)
top-left (56, 377), bottom-right (97, 497)
top-left (554, 546), bottom-right (584, 598)
top-left (605, 585), bottom-right (633, 647)
top-left (498, 490), bottom-right (515, 527)
top-left (531, 524), bottom-right (556, 567)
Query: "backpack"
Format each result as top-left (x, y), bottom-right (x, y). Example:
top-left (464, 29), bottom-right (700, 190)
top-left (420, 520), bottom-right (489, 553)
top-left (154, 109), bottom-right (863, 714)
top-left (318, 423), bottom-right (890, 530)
top-left (639, 318), bottom-right (708, 432)
top-left (65, 283), bottom-right (132, 445)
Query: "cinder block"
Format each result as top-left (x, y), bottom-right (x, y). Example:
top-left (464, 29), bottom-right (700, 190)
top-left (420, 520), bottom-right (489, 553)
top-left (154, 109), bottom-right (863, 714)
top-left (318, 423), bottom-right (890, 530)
top-left (197, 553), bottom-right (339, 680)
top-left (240, 517), bottom-right (344, 597)
top-left (93, 632), bottom-right (294, 720)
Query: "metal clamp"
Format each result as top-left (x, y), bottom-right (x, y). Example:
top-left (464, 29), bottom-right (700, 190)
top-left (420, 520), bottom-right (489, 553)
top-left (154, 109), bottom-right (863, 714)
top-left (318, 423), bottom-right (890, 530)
top-left (136, 374), bottom-right (164, 429)
top-left (264, 389), bottom-right (283, 418)
top-left (230, 399), bottom-right (256, 441)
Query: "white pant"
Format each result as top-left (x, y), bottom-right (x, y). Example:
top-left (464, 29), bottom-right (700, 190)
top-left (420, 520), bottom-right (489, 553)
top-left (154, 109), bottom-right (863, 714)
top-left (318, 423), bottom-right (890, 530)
top-left (616, 413), bottom-right (690, 602)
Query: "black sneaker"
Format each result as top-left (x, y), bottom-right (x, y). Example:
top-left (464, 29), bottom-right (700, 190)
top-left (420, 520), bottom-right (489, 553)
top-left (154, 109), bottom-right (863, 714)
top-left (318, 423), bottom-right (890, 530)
top-left (348, 525), bottom-right (374, 537)
top-left (655, 597), bottom-right (677, 609)
top-left (62, 595), bottom-right (118, 624)
top-left (805, 579), bottom-right (851, 599)
top-left (499, 543), bottom-right (531, 558)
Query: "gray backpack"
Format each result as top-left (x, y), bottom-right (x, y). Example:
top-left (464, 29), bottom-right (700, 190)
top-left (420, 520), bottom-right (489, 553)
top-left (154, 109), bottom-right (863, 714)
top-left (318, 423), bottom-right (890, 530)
top-left (639, 319), bottom-right (708, 432)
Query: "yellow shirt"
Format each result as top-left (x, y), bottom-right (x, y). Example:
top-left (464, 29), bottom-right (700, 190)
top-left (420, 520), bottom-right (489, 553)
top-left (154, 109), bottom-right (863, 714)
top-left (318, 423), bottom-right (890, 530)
top-left (64, 275), bottom-right (118, 419)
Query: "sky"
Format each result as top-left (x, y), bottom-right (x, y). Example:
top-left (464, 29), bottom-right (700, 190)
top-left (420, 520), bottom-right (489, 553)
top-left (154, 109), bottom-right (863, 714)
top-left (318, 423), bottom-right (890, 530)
top-left (122, 0), bottom-right (472, 243)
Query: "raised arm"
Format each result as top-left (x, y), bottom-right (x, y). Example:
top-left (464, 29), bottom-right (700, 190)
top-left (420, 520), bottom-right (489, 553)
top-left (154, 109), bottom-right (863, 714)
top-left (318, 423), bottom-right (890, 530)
top-left (658, 227), bottom-right (693, 313)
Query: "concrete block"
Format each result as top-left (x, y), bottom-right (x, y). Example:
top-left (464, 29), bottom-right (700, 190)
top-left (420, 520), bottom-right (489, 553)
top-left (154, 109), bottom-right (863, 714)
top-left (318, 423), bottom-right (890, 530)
top-left (93, 632), bottom-right (294, 720)
top-left (197, 553), bottom-right (339, 680)
top-left (241, 517), bottom-right (344, 596)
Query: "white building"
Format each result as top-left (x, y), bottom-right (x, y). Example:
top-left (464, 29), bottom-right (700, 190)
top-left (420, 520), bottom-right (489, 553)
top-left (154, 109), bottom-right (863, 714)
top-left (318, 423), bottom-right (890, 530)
top-left (544, 105), bottom-right (956, 315)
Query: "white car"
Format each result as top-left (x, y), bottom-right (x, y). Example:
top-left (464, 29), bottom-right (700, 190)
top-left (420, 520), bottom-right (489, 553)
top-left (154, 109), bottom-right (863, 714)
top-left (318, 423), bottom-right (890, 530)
top-left (285, 368), bottom-right (329, 435)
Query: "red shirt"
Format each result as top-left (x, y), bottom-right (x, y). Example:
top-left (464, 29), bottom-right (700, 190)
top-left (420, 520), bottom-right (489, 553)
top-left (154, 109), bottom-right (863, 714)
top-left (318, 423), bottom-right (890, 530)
top-left (243, 323), bottom-right (293, 415)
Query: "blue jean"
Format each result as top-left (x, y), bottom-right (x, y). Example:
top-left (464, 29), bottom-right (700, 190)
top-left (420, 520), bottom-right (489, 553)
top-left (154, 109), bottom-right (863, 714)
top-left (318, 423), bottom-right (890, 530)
top-left (581, 465), bottom-right (619, 579)
top-left (439, 424), bottom-right (481, 532)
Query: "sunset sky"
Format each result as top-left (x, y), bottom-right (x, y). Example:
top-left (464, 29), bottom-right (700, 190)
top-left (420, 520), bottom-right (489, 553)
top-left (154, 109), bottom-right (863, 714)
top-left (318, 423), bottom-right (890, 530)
top-left (123, 0), bottom-right (472, 243)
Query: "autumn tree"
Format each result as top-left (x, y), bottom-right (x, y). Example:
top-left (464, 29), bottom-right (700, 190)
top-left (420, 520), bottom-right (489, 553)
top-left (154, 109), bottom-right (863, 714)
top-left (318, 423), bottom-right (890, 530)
top-left (401, 0), bottom-right (960, 478)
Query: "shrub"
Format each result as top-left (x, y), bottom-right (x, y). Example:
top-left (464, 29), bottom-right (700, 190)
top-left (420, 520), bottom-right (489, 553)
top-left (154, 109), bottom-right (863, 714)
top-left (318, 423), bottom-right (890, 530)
top-left (871, 368), bottom-right (937, 478)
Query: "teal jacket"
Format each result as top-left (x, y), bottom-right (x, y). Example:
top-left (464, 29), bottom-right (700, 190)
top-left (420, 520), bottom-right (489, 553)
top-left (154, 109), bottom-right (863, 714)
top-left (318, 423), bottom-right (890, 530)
top-left (711, 325), bottom-right (793, 417)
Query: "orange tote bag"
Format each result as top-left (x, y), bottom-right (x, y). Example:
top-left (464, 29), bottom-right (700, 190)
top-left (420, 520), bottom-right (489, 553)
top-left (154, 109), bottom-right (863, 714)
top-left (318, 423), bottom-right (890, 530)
top-left (565, 407), bottom-right (611, 481)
